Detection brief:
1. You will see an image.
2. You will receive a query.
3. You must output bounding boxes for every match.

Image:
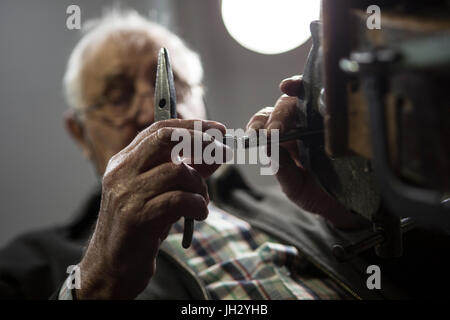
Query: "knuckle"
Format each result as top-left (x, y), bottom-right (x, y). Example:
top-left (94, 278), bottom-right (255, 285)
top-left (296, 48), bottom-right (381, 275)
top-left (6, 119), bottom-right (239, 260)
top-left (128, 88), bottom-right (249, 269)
top-left (254, 107), bottom-right (273, 118)
top-left (277, 94), bottom-right (296, 105)
top-left (102, 169), bottom-right (117, 188)
top-left (260, 106), bottom-right (274, 114)
top-left (155, 127), bottom-right (173, 144)
top-left (135, 124), bottom-right (155, 141)
top-left (105, 154), bottom-right (119, 172)
top-left (149, 121), bottom-right (164, 132)
top-left (103, 155), bottom-right (129, 187)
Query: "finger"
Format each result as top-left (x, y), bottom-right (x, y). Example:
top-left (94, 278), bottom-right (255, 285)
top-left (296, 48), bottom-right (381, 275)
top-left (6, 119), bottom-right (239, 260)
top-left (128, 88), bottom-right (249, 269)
top-left (123, 119), bottom-right (227, 154)
top-left (141, 191), bottom-right (209, 227)
top-left (135, 161), bottom-right (209, 203)
top-left (148, 119), bottom-right (227, 136)
top-left (279, 75), bottom-right (303, 97)
top-left (274, 147), bottom-right (310, 203)
top-left (133, 127), bottom-right (232, 172)
top-left (266, 95), bottom-right (298, 135)
top-left (189, 162), bottom-right (222, 179)
top-left (160, 225), bottom-right (172, 241)
top-left (279, 141), bottom-right (302, 168)
top-left (245, 106), bottom-right (274, 133)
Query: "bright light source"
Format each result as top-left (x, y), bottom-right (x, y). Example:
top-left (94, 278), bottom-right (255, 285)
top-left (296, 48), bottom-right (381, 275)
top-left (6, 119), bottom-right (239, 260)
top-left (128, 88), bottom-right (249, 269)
top-left (221, 0), bottom-right (320, 55)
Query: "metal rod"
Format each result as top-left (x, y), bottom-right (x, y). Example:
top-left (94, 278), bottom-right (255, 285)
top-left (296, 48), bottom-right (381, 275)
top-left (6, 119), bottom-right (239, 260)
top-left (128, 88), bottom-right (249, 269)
top-left (223, 128), bottom-right (324, 149)
top-left (332, 217), bottom-right (415, 262)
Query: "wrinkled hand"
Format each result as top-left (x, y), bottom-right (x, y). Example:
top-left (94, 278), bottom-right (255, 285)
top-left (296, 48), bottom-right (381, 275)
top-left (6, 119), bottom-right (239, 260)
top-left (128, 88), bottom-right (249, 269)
top-left (78, 119), bottom-right (230, 299)
top-left (246, 76), bottom-right (369, 230)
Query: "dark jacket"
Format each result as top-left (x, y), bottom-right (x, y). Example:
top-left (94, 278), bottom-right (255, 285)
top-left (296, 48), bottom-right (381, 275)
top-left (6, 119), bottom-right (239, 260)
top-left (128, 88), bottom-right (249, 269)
top-left (1, 166), bottom-right (450, 299)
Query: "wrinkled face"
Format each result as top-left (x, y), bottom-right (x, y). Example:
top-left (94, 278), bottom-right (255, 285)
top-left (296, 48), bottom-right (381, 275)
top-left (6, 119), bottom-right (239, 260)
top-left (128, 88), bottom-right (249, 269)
top-left (73, 30), bottom-right (205, 175)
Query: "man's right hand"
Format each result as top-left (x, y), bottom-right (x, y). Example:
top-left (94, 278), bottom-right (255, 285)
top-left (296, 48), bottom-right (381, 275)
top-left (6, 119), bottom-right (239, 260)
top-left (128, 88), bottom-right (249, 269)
top-left (77, 119), bottom-right (229, 299)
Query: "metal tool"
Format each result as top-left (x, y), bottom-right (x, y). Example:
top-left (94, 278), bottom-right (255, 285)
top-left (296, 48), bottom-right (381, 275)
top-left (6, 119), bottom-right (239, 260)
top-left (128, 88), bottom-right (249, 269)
top-left (154, 47), bottom-right (194, 249)
top-left (242, 128), bottom-right (323, 148)
top-left (223, 127), bottom-right (324, 149)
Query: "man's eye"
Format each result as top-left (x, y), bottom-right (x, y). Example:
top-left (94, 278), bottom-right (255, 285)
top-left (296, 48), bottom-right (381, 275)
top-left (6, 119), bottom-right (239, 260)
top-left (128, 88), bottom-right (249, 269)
top-left (107, 88), bottom-right (132, 106)
top-left (103, 74), bottom-right (135, 107)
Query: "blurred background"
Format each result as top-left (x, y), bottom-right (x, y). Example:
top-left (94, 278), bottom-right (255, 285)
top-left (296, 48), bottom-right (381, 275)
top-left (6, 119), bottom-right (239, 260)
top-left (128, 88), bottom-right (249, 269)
top-left (0, 0), bottom-right (313, 247)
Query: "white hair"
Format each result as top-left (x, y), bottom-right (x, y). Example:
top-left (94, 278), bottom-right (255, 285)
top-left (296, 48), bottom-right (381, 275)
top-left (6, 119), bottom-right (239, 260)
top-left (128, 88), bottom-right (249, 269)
top-left (63, 9), bottom-right (204, 110)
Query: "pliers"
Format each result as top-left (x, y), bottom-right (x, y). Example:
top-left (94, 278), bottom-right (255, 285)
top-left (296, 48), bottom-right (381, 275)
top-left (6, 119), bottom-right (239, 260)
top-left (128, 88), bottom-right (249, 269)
top-left (154, 47), bottom-right (194, 249)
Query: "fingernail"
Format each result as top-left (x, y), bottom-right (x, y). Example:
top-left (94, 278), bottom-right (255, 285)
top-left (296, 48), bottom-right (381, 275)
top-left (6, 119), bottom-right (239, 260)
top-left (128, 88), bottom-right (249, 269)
top-left (247, 121), bottom-right (265, 132)
top-left (282, 75), bottom-right (302, 82)
top-left (244, 128), bottom-right (258, 141)
top-left (267, 121), bottom-right (284, 133)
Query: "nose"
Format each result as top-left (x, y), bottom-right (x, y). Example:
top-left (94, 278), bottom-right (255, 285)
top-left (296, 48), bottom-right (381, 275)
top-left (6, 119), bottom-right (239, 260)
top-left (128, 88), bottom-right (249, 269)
top-left (135, 92), bottom-right (155, 129)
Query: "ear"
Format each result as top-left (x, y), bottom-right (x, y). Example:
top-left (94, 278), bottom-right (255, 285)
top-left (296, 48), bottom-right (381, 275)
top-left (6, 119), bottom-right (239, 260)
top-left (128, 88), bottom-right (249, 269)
top-left (64, 109), bottom-right (92, 160)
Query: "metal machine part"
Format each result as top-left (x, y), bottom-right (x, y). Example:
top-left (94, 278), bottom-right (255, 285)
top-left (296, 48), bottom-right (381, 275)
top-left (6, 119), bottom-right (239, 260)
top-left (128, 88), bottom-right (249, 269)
top-left (302, 20), bottom-right (382, 221)
top-left (298, 0), bottom-right (450, 260)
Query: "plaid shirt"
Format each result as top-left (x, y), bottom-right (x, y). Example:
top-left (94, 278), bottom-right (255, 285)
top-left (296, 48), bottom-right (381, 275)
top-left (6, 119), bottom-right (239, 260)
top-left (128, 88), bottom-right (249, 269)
top-left (165, 204), bottom-right (351, 300)
top-left (59, 204), bottom-right (351, 300)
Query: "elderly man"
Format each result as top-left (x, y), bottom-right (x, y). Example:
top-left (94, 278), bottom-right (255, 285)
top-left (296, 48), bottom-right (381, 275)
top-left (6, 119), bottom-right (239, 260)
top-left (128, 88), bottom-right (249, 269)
top-left (0, 10), bottom-right (367, 300)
